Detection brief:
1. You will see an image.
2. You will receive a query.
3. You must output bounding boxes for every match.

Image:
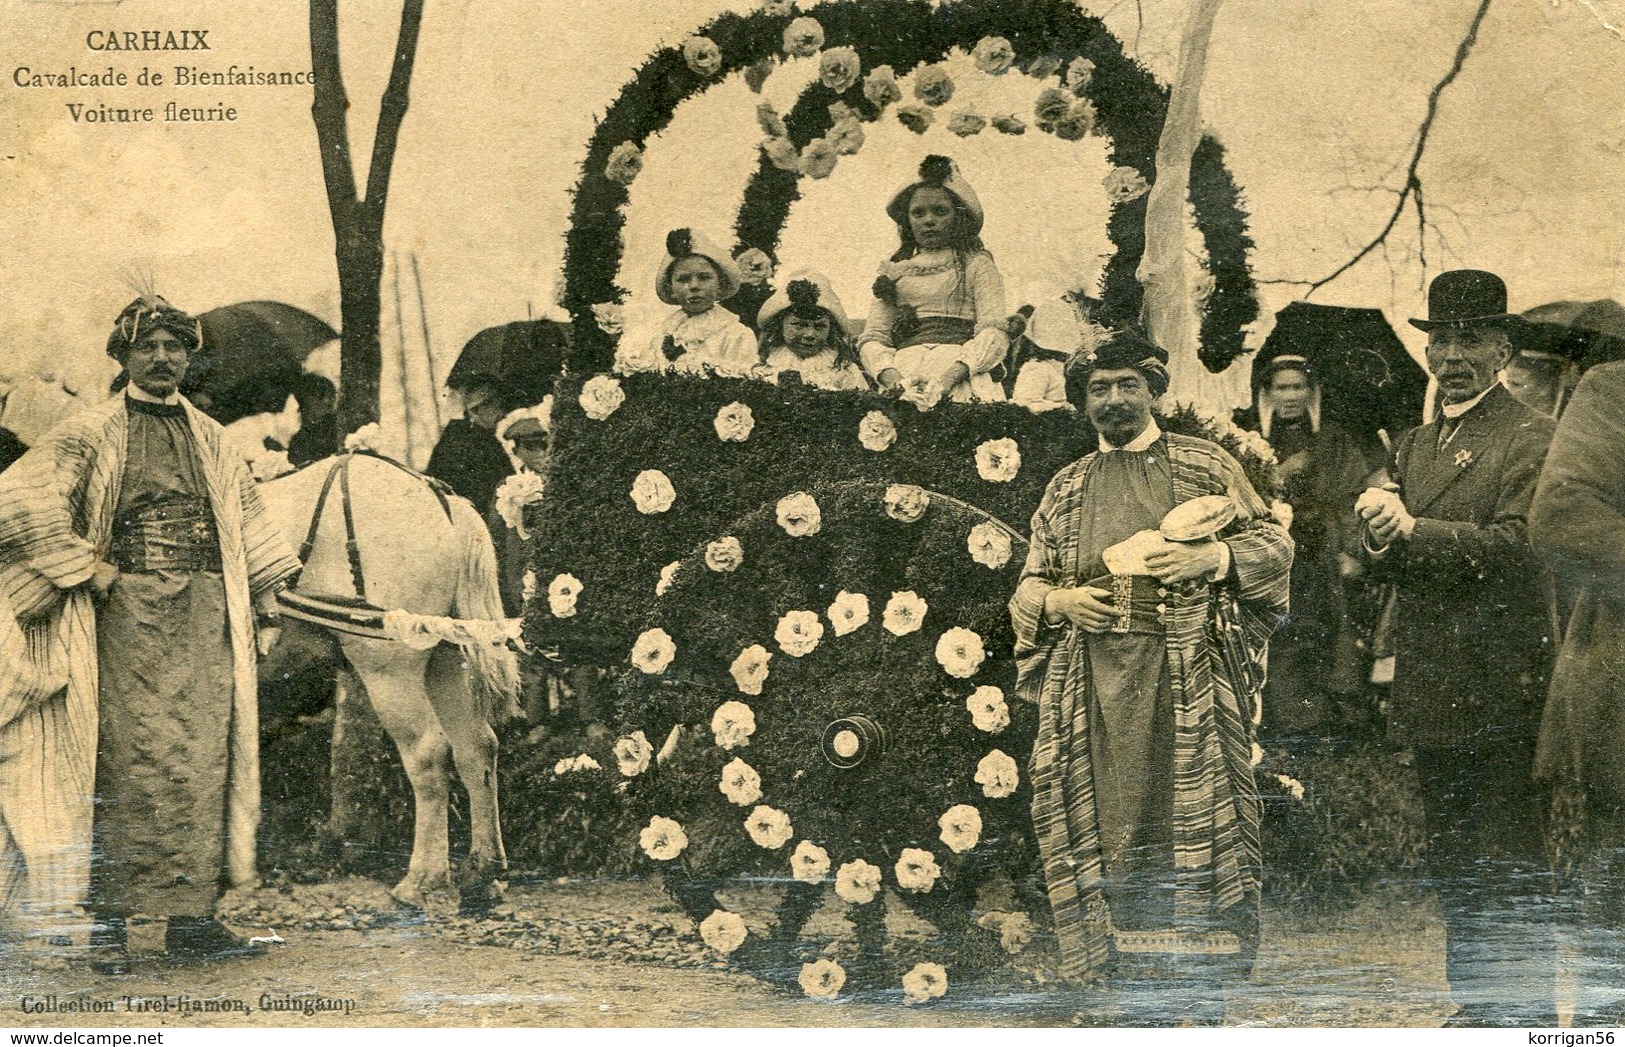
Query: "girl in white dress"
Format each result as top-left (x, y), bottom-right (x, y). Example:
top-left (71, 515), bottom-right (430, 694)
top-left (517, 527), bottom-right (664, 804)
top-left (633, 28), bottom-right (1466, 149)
top-left (615, 228), bottom-right (757, 377)
top-left (755, 270), bottom-right (869, 393)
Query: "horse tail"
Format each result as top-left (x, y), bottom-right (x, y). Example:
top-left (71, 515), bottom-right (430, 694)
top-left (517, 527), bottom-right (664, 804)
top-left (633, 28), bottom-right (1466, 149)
top-left (448, 497), bottom-right (521, 726)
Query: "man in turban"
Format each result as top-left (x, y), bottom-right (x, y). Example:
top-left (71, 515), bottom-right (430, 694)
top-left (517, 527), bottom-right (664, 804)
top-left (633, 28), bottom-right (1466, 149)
top-left (1011, 328), bottom-right (1293, 1022)
top-left (0, 295), bottom-right (300, 971)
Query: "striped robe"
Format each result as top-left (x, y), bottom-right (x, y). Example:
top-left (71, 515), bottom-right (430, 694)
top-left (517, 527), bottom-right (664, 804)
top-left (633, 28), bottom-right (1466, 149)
top-left (1011, 433), bottom-right (1292, 980)
top-left (0, 394), bottom-right (298, 933)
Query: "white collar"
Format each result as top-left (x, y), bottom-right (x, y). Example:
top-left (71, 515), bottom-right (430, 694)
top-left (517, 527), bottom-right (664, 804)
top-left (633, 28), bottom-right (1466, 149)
top-left (1099, 418), bottom-right (1162, 454)
top-left (663, 305), bottom-right (738, 341)
top-left (1439, 384), bottom-right (1494, 420)
top-left (126, 384), bottom-right (182, 407)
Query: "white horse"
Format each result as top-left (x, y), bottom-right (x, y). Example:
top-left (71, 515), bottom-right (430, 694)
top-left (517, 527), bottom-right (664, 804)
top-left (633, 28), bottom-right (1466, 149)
top-left (258, 453), bottom-right (518, 912)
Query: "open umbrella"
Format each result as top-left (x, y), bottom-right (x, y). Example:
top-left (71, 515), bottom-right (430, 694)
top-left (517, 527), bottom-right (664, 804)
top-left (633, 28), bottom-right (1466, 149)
top-left (1245, 302), bottom-right (1427, 454)
top-left (191, 301), bottom-right (339, 424)
top-left (446, 320), bottom-right (569, 408)
top-left (1519, 299), bottom-right (1625, 372)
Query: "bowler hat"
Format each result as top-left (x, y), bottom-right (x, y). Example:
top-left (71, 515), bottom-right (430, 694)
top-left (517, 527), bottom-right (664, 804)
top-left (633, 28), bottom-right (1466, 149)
top-left (1409, 270), bottom-right (1519, 332)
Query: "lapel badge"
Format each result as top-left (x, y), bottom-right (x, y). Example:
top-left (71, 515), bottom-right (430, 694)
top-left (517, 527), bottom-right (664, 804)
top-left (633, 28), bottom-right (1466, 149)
top-left (1453, 448), bottom-right (1475, 469)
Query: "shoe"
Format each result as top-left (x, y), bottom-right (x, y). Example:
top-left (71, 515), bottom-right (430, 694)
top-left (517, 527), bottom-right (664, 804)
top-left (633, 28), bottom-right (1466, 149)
top-left (87, 914), bottom-right (130, 976)
top-left (164, 917), bottom-right (267, 965)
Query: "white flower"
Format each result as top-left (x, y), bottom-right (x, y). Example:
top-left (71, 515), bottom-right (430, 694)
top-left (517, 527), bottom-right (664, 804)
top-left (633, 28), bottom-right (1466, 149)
top-left (863, 65), bottom-right (902, 110)
top-left (975, 438), bottom-right (1022, 482)
top-left (745, 804), bottom-right (793, 849)
top-left (735, 247), bottom-right (775, 286)
top-left (762, 135), bottom-right (801, 172)
top-left (883, 591), bottom-right (928, 636)
top-left (729, 644), bottom-right (772, 696)
top-left (828, 115), bottom-right (864, 155)
top-left (782, 16), bottom-right (824, 57)
top-left (682, 35), bottom-right (722, 77)
top-left (496, 472), bottom-right (546, 536)
top-left (971, 35), bottom-right (1015, 75)
top-left (656, 560), bottom-right (681, 596)
top-left (966, 522), bottom-right (1013, 569)
top-left (591, 302), bottom-right (625, 337)
top-left (639, 815), bottom-right (688, 860)
top-left (605, 142), bottom-right (644, 186)
top-left (713, 401), bottom-right (755, 442)
top-left (706, 536), bottom-right (744, 573)
top-left (1104, 165), bottom-right (1151, 203)
top-left (699, 909), bottom-right (747, 954)
top-left (819, 46), bottom-right (860, 93)
top-left (344, 422), bottom-right (382, 453)
top-left (938, 804), bottom-right (983, 853)
top-left (790, 840), bottom-right (832, 883)
top-left (834, 859), bottom-right (882, 904)
top-left (896, 102), bottom-right (934, 135)
top-left (966, 686), bottom-right (1010, 733)
top-left (894, 848), bottom-right (942, 893)
top-left (776, 491), bottom-right (821, 537)
top-left (947, 110), bottom-right (987, 137)
top-left (553, 753), bottom-right (601, 775)
top-left (902, 962), bottom-right (948, 1004)
top-left (976, 910), bottom-right (1035, 954)
top-left (718, 757), bottom-right (763, 806)
top-left (774, 610), bottom-right (824, 657)
top-left (935, 627), bottom-right (986, 679)
top-left (579, 375), bottom-right (626, 421)
top-left (827, 591), bottom-right (870, 637)
top-left (976, 750), bottom-right (1020, 798)
top-left (799, 137), bottom-right (838, 180)
top-left (884, 483), bottom-right (929, 523)
top-left (1067, 56), bottom-right (1096, 93)
top-left (631, 628), bottom-right (676, 675)
top-left (548, 572), bottom-right (583, 618)
top-left (630, 469), bottom-right (677, 515)
top-left (521, 570), bottom-right (538, 603)
top-left (711, 700), bottom-right (758, 750)
top-left (1276, 773), bottom-right (1307, 801)
top-left (913, 63), bottom-right (955, 107)
top-left (613, 730), bottom-right (653, 777)
top-left (858, 410), bottom-right (897, 451)
top-left (799, 958), bottom-right (846, 998)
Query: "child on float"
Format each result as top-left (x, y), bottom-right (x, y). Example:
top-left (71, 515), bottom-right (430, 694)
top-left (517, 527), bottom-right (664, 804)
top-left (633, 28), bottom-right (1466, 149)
top-left (755, 270), bottom-right (869, 392)
top-left (614, 228), bottom-right (758, 378)
top-left (857, 155), bottom-right (1009, 408)
top-left (1011, 296), bottom-right (1091, 413)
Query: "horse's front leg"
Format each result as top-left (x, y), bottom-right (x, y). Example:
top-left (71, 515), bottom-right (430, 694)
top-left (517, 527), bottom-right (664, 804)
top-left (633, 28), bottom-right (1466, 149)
top-left (344, 642), bottom-right (453, 908)
top-left (426, 645), bottom-right (505, 916)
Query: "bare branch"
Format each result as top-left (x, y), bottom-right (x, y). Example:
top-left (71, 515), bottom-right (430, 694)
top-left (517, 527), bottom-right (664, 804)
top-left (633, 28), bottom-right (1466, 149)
top-left (362, 0), bottom-right (427, 228)
top-left (309, 0), bottom-right (359, 225)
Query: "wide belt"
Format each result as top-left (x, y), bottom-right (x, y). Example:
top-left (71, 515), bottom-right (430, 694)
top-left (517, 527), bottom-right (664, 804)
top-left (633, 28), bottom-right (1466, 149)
top-left (108, 498), bottom-right (222, 573)
top-left (1082, 573), bottom-right (1181, 635)
top-left (898, 315), bottom-right (976, 349)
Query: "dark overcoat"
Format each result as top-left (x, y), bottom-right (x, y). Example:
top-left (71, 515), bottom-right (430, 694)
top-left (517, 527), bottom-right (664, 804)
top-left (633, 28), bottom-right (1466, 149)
top-left (1530, 362), bottom-right (1625, 800)
top-left (1377, 384), bottom-right (1555, 747)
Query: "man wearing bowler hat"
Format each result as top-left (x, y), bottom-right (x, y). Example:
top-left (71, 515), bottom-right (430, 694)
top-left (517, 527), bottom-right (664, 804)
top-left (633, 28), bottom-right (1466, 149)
top-left (1358, 270), bottom-right (1556, 1026)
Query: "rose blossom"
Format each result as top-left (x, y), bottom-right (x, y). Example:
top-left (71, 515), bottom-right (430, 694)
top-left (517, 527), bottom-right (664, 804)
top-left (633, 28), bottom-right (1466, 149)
top-left (713, 401), bottom-right (755, 442)
top-left (972, 35), bottom-right (1015, 75)
top-left (966, 685), bottom-right (1010, 733)
top-left (762, 136), bottom-right (800, 172)
top-left (553, 753), bottom-right (600, 775)
top-left (711, 700), bottom-right (758, 750)
top-left (1067, 56), bottom-right (1096, 94)
top-left (782, 16), bottom-right (824, 57)
top-left (613, 730), bottom-right (653, 776)
top-left (776, 492), bottom-right (822, 536)
top-left (976, 749), bottom-right (1020, 798)
top-left (1025, 54), bottom-right (1063, 80)
top-left (819, 46), bottom-right (860, 93)
top-left (682, 35), bottom-right (723, 77)
top-left (705, 536), bottom-right (744, 574)
top-left (790, 840), bottom-right (832, 883)
top-left (966, 522), bottom-right (1013, 569)
top-left (936, 628), bottom-right (986, 678)
top-left (799, 137), bottom-right (838, 179)
top-left (975, 437), bottom-right (1021, 482)
top-left (734, 247), bottom-right (774, 286)
top-left (604, 141), bottom-right (644, 186)
top-left (1052, 99), bottom-right (1097, 141)
top-left (756, 102), bottom-right (788, 138)
top-left (894, 847), bottom-right (942, 892)
top-left (826, 590), bottom-right (870, 637)
top-left (631, 628), bottom-right (677, 675)
top-left (699, 909), bottom-right (747, 954)
top-left (775, 609), bottom-right (825, 657)
top-left (1034, 87), bottom-right (1073, 126)
top-left (895, 103), bottom-right (934, 134)
top-left (937, 804), bottom-right (984, 853)
top-left (912, 64), bottom-right (955, 107)
top-left (1104, 166), bottom-right (1152, 203)
top-left (947, 110), bottom-right (987, 137)
top-left (590, 301), bottom-right (624, 337)
top-left (743, 56), bottom-right (775, 93)
top-left (578, 374), bottom-right (625, 421)
top-left (991, 114), bottom-right (1027, 135)
top-left (883, 590), bottom-right (928, 636)
top-left (828, 116), bottom-right (864, 156)
top-left (745, 804), bottom-right (794, 849)
top-left (884, 483), bottom-right (929, 523)
top-left (718, 757), bottom-right (763, 806)
top-left (639, 815), bottom-right (688, 860)
top-left (630, 469), bottom-right (677, 514)
top-left (858, 410), bottom-right (897, 451)
top-left (834, 859), bottom-right (882, 904)
top-left (902, 962), bottom-right (948, 1004)
top-left (729, 644), bottom-right (772, 695)
top-left (548, 572), bottom-right (583, 618)
top-left (799, 958), bottom-right (846, 998)
top-left (863, 65), bottom-right (902, 109)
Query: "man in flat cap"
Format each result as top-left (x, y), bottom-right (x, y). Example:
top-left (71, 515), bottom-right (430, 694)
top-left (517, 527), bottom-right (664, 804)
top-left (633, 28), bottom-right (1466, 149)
top-left (0, 296), bottom-right (299, 971)
top-left (1010, 328), bottom-right (1293, 1023)
top-left (1358, 269), bottom-right (1556, 1026)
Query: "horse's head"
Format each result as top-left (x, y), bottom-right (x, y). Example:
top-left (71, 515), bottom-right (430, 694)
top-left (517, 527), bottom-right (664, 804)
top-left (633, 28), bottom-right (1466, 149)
top-left (0, 371), bottom-right (82, 446)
